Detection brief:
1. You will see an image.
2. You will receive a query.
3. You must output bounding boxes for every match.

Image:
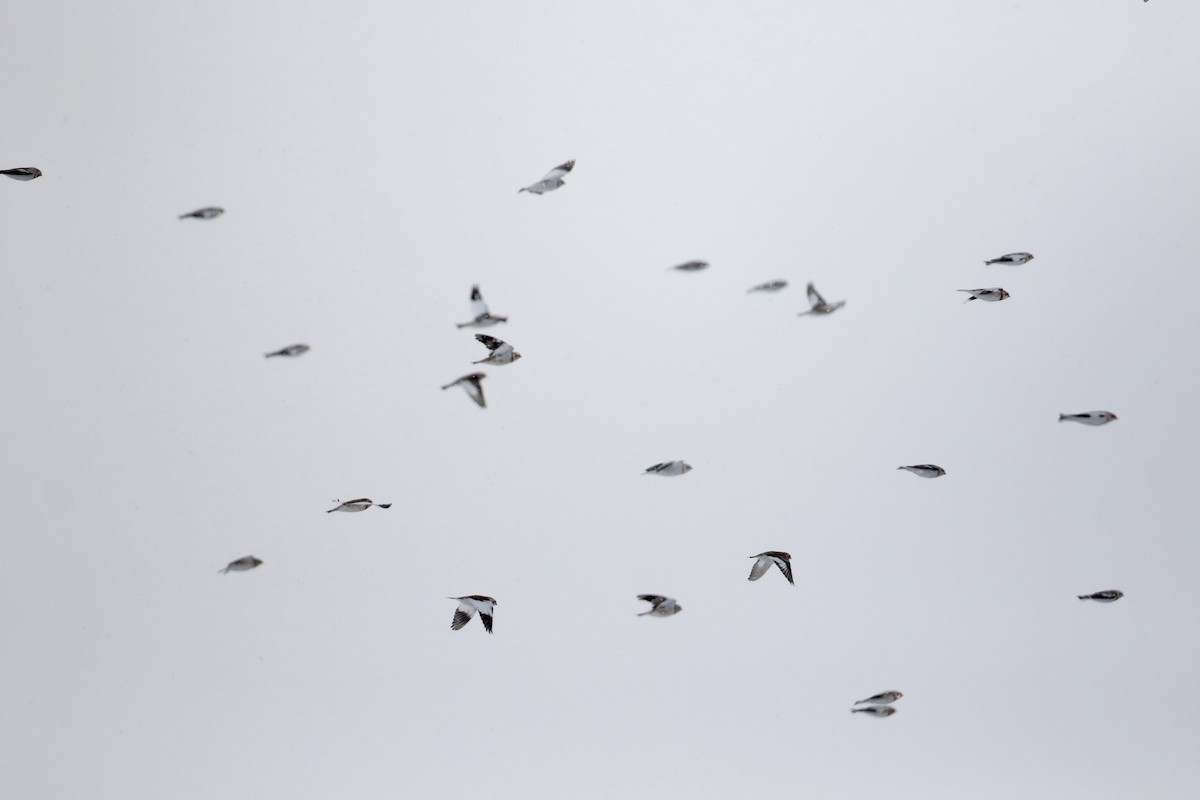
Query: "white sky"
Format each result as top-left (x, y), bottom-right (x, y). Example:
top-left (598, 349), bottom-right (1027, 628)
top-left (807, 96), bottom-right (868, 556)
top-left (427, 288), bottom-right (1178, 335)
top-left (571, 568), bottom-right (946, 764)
top-left (3, 2), bottom-right (1199, 798)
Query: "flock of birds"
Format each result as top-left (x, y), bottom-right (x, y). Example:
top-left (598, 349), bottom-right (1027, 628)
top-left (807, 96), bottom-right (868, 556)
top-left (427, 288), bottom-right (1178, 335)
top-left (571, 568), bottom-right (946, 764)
top-left (5, 157), bottom-right (1127, 717)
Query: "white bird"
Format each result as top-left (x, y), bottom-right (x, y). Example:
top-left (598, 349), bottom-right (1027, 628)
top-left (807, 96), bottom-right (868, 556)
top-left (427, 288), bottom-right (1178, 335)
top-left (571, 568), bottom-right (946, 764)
top-left (456, 285), bottom-right (508, 329)
top-left (958, 288), bottom-right (1010, 302)
top-left (672, 260), bottom-right (709, 272)
top-left (472, 333), bottom-right (521, 365)
top-left (219, 555), bottom-right (263, 574)
top-left (854, 691), bottom-right (903, 705)
top-left (851, 705), bottom-right (896, 717)
top-left (643, 461), bottom-right (692, 476)
top-left (798, 282), bottom-right (845, 315)
top-left (179, 207), bottom-right (224, 220)
top-left (747, 280), bottom-right (788, 293)
top-left (519, 160), bottom-right (574, 194)
top-left (1, 167), bottom-right (42, 181)
top-left (441, 373), bottom-right (487, 408)
top-left (984, 252), bottom-right (1034, 266)
top-left (264, 344), bottom-right (310, 358)
top-left (637, 595), bottom-right (682, 617)
top-left (748, 551), bottom-right (794, 585)
top-left (1059, 411), bottom-right (1117, 426)
top-left (1078, 590), bottom-right (1124, 602)
top-left (449, 595), bottom-right (497, 633)
top-left (897, 464), bottom-right (946, 479)
top-left (326, 498), bottom-right (392, 513)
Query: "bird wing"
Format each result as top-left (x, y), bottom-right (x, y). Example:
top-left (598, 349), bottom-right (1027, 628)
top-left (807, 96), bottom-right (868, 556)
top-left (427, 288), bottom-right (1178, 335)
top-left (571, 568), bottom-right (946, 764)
top-left (469, 286), bottom-right (490, 318)
top-left (747, 557), bottom-right (772, 581)
top-left (463, 378), bottom-right (486, 408)
top-left (644, 463), bottom-right (667, 474)
top-left (542, 160), bottom-right (575, 181)
top-left (479, 611), bottom-right (494, 634)
top-left (638, 594), bottom-right (668, 607)
top-left (772, 555), bottom-right (795, 585)
top-left (475, 334), bottom-right (505, 353)
top-left (807, 282), bottom-right (826, 306)
top-left (452, 604), bottom-right (477, 630)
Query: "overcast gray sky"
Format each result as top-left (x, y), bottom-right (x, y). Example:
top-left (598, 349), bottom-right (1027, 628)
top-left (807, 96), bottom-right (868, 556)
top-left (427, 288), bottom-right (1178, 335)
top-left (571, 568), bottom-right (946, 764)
top-left (3, 1), bottom-right (1200, 798)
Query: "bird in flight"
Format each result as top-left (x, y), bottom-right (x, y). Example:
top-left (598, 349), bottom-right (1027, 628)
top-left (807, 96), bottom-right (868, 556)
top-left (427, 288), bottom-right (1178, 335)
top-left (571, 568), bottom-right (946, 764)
top-left (897, 464), bottom-right (946, 479)
top-left (264, 344), bottom-right (310, 358)
top-left (747, 280), bottom-right (788, 293)
top-left (326, 498), bottom-right (392, 513)
top-left (798, 282), bottom-right (845, 316)
top-left (456, 285), bottom-right (508, 329)
top-left (519, 160), bottom-right (574, 194)
top-left (449, 595), bottom-right (498, 633)
top-left (672, 260), bottom-right (710, 272)
top-left (747, 552), bottom-right (794, 585)
top-left (1059, 411), bottom-right (1117, 426)
top-left (179, 207), bottom-right (224, 220)
top-left (637, 595), bottom-right (682, 617)
top-left (472, 334), bottom-right (521, 365)
top-left (1078, 590), bottom-right (1124, 602)
top-left (219, 555), bottom-right (263, 574)
top-left (958, 288), bottom-right (1010, 302)
top-left (643, 461), bottom-right (692, 476)
top-left (1, 167), bottom-right (42, 181)
top-left (441, 373), bottom-right (487, 408)
top-left (854, 691), bottom-right (903, 705)
top-left (851, 705), bottom-right (896, 717)
top-left (984, 252), bottom-right (1034, 266)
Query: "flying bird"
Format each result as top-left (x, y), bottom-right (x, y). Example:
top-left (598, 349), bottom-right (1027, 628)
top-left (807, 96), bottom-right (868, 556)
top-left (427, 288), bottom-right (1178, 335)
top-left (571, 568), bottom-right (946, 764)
top-left (851, 705), bottom-right (897, 717)
top-left (326, 498), bottom-right (392, 513)
top-left (179, 207), bottom-right (224, 220)
top-left (672, 260), bottom-right (709, 272)
top-left (748, 551), bottom-right (794, 585)
top-left (449, 595), bottom-right (497, 633)
top-left (456, 285), bottom-right (508, 328)
top-left (958, 288), bottom-right (1010, 302)
top-left (643, 461), bottom-right (692, 476)
top-left (264, 344), bottom-right (310, 358)
top-left (637, 595), bottom-right (682, 617)
top-left (798, 282), bottom-right (845, 316)
top-left (897, 464), bottom-right (946, 479)
top-left (1078, 590), bottom-right (1124, 602)
top-left (854, 691), bottom-right (903, 705)
top-left (219, 555), bottom-right (263, 574)
top-left (984, 252), bottom-right (1034, 266)
top-left (747, 280), bottom-right (788, 293)
top-left (472, 333), bottom-right (521, 365)
top-left (441, 373), bottom-right (487, 408)
top-left (1059, 411), bottom-right (1117, 426)
top-left (1, 167), bottom-right (42, 181)
top-left (519, 160), bottom-right (574, 194)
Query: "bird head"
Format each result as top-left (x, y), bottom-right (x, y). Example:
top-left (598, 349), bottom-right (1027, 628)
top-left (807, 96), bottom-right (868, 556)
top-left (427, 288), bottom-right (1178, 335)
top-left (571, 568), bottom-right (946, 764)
top-left (1000, 289), bottom-right (1011, 300)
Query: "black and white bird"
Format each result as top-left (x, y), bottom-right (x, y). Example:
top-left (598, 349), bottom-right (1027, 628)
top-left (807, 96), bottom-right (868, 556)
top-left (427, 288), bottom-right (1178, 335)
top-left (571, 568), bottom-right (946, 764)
top-left (637, 595), bottom-right (683, 617)
top-left (326, 498), bottom-right (392, 513)
top-left (472, 333), bottom-right (521, 365)
top-left (897, 464), bottom-right (946, 479)
top-left (449, 595), bottom-right (497, 633)
top-left (854, 691), bottom-right (903, 705)
top-left (643, 461), bottom-right (692, 476)
top-left (958, 287), bottom-right (1010, 302)
top-left (1078, 590), bottom-right (1124, 602)
top-left (851, 705), bottom-right (896, 717)
top-left (748, 552), bottom-right (794, 585)
top-left (178, 207), bottom-right (224, 220)
top-left (747, 280), bottom-right (788, 293)
top-left (456, 285), bottom-right (508, 329)
top-left (672, 260), bottom-right (709, 272)
top-left (441, 373), bottom-right (487, 408)
top-left (264, 344), bottom-right (310, 358)
top-left (984, 252), bottom-right (1034, 266)
top-left (519, 160), bottom-right (574, 194)
top-left (219, 555), bottom-right (263, 574)
top-left (1059, 411), bottom-right (1117, 426)
top-left (798, 282), bottom-right (845, 316)
top-left (1, 167), bottom-right (42, 181)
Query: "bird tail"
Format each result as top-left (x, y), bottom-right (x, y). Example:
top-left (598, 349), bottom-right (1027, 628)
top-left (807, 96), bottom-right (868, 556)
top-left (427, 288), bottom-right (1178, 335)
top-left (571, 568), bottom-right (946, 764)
top-left (378, 504), bottom-right (392, 509)
top-left (518, 188), bottom-right (527, 193)
top-left (218, 567), bottom-right (229, 574)
top-left (326, 509), bottom-right (336, 513)
top-left (264, 352), bottom-right (280, 358)
top-left (440, 383), bottom-right (454, 390)
top-left (1058, 414), bottom-right (1067, 421)
top-left (178, 213), bottom-right (189, 219)
top-left (1077, 595), bottom-right (1087, 600)
top-left (455, 322), bottom-right (468, 329)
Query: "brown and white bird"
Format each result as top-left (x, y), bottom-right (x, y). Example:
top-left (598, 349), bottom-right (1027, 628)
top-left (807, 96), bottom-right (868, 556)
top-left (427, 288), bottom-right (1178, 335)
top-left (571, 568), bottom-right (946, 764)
top-left (1078, 590), bottom-right (1124, 602)
top-left (178, 206), bottom-right (224, 220)
top-left (264, 344), bottom-right (310, 358)
top-left (1059, 411), bottom-right (1117, 426)
top-left (643, 461), bottom-right (692, 476)
top-left (748, 552), bottom-right (794, 585)
top-left (472, 333), bottom-right (521, 365)
top-left (449, 595), bottom-right (497, 633)
top-left (984, 252), bottom-right (1034, 266)
top-left (219, 555), bottom-right (263, 574)
top-left (326, 498), bottom-right (392, 513)
top-left (637, 595), bottom-right (682, 617)
top-left (851, 705), bottom-right (897, 717)
top-left (897, 464), bottom-right (946, 479)
top-left (1, 167), bottom-right (42, 181)
top-left (519, 160), bottom-right (574, 194)
top-left (854, 691), bottom-right (903, 705)
top-left (798, 282), bottom-right (845, 316)
top-left (747, 280), bottom-right (788, 293)
top-left (441, 373), bottom-right (487, 408)
top-left (672, 260), bottom-right (710, 272)
top-left (958, 287), bottom-right (1009, 302)
top-left (456, 285), bottom-right (508, 329)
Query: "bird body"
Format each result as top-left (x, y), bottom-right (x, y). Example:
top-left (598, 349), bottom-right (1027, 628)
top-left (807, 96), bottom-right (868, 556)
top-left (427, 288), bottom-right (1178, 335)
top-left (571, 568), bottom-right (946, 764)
top-left (1, 167), bottom-right (42, 181)
top-left (984, 252), bottom-right (1034, 266)
top-left (637, 595), bottom-right (682, 617)
top-left (747, 280), bottom-right (788, 293)
top-left (326, 498), bottom-right (392, 513)
top-left (1078, 590), bottom-right (1124, 602)
top-left (643, 461), bottom-right (692, 476)
top-left (1059, 411), bottom-right (1117, 426)
top-left (798, 282), bottom-right (845, 315)
top-left (472, 333), bottom-right (521, 365)
top-left (178, 207), bottom-right (224, 220)
top-left (851, 705), bottom-right (896, 717)
top-left (219, 555), bottom-right (263, 574)
top-left (449, 595), bottom-right (497, 633)
top-left (441, 373), bottom-right (487, 408)
top-left (519, 160), bottom-right (574, 194)
top-left (456, 285), bottom-right (508, 328)
top-left (897, 464), bottom-right (946, 478)
top-left (748, 551), bottom-right (794, 585)
top-left (855, 691), bottom-right (903, 705)
top-left (958, 288), bottom-right (1010, 302)
top-left (672, 260), bottom-right (709, 272)
top-left (264, 344), bottom-right (310, 358)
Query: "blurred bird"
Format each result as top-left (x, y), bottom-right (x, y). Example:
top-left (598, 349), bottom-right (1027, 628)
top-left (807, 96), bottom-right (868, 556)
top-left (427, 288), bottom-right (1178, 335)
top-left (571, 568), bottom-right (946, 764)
top-left (449, 595), bottom-right (497, 633)
top-left (897, 464), bottom-right (946, 478)
top-left (219, 555), bottom-right (263, 574)
top-left (264, 344), bottom-right (310, 358)
top-left (519, 160), bottom-right (574, 194)
top-left (1059, 411), bottom-right (1117, 426)
top-left (798, 282), bottom-right (845, 315)
top-left (441, 373), bottom-right (487, 408)
top-left (456, 285), bottom-right (508, 329)
top-left (1078, 590), bottom-right (1124, 602)
top-left (472, 333), bottom-right (521, 365)
top-left (1, 167), bottom-right (42, 181)
top-left (748, 551), bottom-right (794, 585)
top-left (747, 280), bottom-right (788, 293)
top-left (958, 287), bottom-right (1009, 302)
top-left (851, 705), bottom-right (896, 717)
top-left (643, 461), bottom-right (692, 476)
top-left (326, 498), bottom-right (392, 513)
top-left (637, 595), bottom-right (682, 617)
top-left (179, 207), bottom-right (224, 220)
top-left (984, 252), bottom-right (1034, 266)
top-left (673, 260), bottom-right (710, 272)
top-left (855, 691), bottom-right (903, 705)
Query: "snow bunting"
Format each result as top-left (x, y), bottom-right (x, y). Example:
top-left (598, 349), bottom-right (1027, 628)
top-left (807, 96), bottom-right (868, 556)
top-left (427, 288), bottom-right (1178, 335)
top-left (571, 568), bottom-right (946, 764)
top-left (1078, 590), bottom-right (1124, 602)
top-left (672, 260), bottom-right (709, 272)
top-left (1, 167), bottom-right (42, 181)
top-left (472, 333), bottom-right (521, 365)
top-left (798, 282), bottom-right (845, 315)
top-left (326, 498), bottom-right (392, 513)
top-left (179, 206), bottom-right (224, 220)
top-left (519, 160), bottom-right (574, 194)
top-left (637, 595), bottom-right (682, 617)
top-left (1059, 411), bottom-right (1117, 426)
top-left (643, 461), bottom-right (692, 476)
top-left (984, 252), bottom-right (1034, 266)
top-left (854, 691), bottom-right (903, 705)
top-left (264, 344), bottom-right (310, 358)
top-left (747, 280), bottom-right (788, 293)
top-left (748, 552), bottom-right (794, 585)
top-left (897, 464), bottom-right (946, 479)
top-left (449, 595), bottom-right (497, 633)
top-left (219, 555), bottom-right (263, 574)
top-left (851, 705), bottom-right (896, 717)
top-left (958, 288), bottom-right (1009, 302)
top-left (456, 285), bottom-right (508, 329)
top-left (441, 372), bottom-right (487, 408)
